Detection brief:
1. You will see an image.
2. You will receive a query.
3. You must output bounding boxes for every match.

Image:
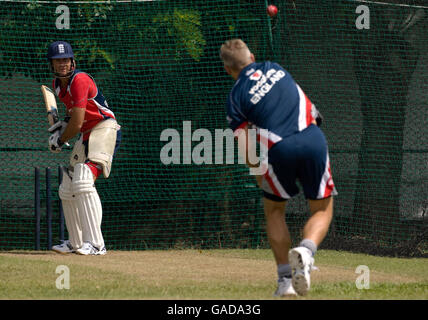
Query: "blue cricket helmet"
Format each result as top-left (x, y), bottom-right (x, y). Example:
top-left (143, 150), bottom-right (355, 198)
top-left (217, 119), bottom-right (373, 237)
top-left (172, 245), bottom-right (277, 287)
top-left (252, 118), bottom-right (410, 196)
top-left (47, 41), bottom-right (74, 60)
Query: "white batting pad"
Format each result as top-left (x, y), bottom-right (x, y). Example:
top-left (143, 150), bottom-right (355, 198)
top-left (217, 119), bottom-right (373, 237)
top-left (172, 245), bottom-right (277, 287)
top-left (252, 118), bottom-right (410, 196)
top-left (72, 163), bottom-right (105, 249)
top-left (58, 168), bottom-right (83, 249)
top-left (70, 135), bottom-right (86, 168)
top-left (88, 119), bottom-right (119, 178)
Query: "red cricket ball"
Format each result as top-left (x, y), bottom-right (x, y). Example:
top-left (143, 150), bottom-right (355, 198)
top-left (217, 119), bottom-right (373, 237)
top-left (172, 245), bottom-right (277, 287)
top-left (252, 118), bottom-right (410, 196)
top-left (267, 4), bottom-right (278, 17)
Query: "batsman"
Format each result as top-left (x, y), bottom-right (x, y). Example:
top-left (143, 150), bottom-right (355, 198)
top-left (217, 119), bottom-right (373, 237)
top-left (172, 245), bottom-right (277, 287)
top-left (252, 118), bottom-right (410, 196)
top-left (46, 41), bottom-right (122, 255)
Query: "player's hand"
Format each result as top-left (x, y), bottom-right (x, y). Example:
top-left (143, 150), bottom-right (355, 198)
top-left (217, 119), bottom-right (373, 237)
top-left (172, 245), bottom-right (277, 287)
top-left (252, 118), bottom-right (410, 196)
top-left (48, 131), bottom-right (64, 153)
top-left (311, 105), bottom-right (324, 127)
top-left (315, 110), bottom-right (324, 127)
top-left (48, 117), bottom-right (69, 135)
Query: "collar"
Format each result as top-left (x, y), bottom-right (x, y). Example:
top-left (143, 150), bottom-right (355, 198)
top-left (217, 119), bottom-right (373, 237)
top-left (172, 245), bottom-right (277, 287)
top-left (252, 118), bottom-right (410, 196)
top-left (238, 62), bottom-right (257, 79)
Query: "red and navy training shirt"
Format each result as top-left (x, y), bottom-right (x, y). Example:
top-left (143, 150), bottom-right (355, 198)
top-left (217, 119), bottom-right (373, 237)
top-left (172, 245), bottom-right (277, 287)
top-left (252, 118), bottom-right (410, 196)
top-left (53, 70), bottom-right (115, 140)
top-left (226, 61), bottom-right (316, 148)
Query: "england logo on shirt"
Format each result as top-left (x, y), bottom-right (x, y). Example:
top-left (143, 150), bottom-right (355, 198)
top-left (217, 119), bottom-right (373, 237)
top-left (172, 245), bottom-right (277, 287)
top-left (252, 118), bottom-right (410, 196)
top-left (249, 70), bottom-right (262, 81)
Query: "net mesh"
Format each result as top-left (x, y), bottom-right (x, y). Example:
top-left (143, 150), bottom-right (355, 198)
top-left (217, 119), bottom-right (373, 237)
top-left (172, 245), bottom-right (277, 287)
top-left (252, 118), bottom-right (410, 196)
top-left (0, 0), bottom-right (426, 256)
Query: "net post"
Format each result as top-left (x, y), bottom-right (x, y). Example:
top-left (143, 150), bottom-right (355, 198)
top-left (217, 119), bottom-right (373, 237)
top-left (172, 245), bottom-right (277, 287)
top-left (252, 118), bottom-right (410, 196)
top-left (46, 167), bottom-right (52, 250)
top-left (58, 166), bottom-right (65, 242)
top-left (34, 167), bottom-right (41, 251)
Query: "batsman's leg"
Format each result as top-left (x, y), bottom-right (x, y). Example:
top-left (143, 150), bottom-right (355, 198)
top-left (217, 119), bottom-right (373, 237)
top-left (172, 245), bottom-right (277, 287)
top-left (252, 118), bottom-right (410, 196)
top-left (55, 168), bottom-right (83, 252)
top-left (72, 163), bottom-right (105, 254)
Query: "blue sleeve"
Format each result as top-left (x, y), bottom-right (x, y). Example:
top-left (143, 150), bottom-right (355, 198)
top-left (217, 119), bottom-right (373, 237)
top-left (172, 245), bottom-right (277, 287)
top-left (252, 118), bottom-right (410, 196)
top-left (226, 92), bottom-right (247, 133)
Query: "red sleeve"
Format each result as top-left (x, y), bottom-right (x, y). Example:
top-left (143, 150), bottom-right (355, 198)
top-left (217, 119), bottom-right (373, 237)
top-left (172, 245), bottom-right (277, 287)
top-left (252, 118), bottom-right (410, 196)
top-left (69, 74), bottom-right (94, 109)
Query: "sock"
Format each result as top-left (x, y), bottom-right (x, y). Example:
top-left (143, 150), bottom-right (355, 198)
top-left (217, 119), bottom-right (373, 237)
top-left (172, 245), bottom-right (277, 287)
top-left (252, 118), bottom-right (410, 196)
top-left (277, 264), bottom-right (292, 280)
top-left (299, 239), bottom-right (317, 257)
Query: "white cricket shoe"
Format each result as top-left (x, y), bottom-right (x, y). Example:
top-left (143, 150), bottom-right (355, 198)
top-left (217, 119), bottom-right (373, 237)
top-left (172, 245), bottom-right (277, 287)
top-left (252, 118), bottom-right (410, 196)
top-left (76, 242), bottom-right (107, 256)
top-left (289, 247), bottom-right (316, 296)
top-left (274, 277), bottom-right (297, 297)
top-left (52, 240), bottom-right (75, 254)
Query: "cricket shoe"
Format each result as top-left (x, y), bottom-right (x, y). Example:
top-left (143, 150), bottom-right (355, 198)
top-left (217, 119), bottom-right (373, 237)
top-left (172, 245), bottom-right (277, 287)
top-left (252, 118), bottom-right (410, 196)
top-left (289, 247), bottom-right (318, 296)
top-left (273, 277), bottom-right (297, 297)
top-left (52, 240), bottom-right (75, 254)
top-left (76, 242), bottom-right (107, 256)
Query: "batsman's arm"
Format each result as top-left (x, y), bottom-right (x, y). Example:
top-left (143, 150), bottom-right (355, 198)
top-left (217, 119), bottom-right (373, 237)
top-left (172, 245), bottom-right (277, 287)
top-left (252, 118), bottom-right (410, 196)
top-left (59, 107), bottom-right (85, 144)
top-left (59, 74), bottom-right (92, 144)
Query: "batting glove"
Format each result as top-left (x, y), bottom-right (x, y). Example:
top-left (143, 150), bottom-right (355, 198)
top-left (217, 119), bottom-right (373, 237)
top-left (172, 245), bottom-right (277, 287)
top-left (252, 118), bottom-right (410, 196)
top-left (48, 116), bottom-right (70, 135)
top-left (48, 131), bottom-right (64, 153)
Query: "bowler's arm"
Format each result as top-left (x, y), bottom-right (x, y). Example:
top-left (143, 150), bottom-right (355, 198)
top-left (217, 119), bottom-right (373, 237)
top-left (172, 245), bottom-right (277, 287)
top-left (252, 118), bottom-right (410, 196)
top-left (235, 124), bottom-right (263, 187)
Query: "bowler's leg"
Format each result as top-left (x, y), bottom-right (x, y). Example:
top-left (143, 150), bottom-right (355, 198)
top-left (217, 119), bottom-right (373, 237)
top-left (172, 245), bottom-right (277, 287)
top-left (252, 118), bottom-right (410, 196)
top-left (264, 197), bottom-right (296, 296)
top-left (288, 196), bottom-right (333, 296)
top-left (264, 197), bottom-right (289, 264)
top-left (305, 196), bottom-right (334, 246)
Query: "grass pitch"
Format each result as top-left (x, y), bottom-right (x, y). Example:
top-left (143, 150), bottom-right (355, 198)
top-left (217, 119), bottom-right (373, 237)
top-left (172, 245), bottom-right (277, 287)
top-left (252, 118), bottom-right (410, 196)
top-left (0, 249), bottom-right (426, 300)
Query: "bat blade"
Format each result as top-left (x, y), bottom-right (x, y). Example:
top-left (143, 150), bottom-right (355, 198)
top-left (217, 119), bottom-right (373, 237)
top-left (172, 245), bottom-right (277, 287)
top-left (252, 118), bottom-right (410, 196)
top-left (41, 85), bottom-right (59, 127)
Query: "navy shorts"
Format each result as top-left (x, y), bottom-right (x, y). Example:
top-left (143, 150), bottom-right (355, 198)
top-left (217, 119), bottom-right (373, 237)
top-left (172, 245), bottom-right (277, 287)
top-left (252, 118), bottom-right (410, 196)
top-left (261, 125), bottom-right (337, 201)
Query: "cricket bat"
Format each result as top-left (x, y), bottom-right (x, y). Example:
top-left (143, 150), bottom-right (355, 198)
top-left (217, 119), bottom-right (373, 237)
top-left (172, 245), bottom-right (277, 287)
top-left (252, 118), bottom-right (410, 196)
top-left (41, 85), bottom-right (70, 147)
top-left (41, 85), bottom-right (59, 127)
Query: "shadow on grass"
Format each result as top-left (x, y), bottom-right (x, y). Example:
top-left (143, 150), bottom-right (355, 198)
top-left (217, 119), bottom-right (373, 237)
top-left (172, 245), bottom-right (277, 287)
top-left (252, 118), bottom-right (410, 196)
top-left (0, 250), bottom-right (54, 256)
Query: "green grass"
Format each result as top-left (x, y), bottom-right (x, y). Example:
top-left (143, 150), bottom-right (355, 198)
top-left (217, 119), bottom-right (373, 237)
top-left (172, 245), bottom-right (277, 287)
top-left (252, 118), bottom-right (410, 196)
top-left (0, 249), bottom-right (426, 300)
top-left (316, 250), bottom-right (428, 278)
top-left (310, 282), bottom-right (428, 300)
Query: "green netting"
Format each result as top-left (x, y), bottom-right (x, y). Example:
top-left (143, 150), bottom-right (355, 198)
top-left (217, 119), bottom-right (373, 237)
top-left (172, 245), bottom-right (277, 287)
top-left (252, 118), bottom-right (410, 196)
top-left (0, 0), bottom-right (426, 256)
